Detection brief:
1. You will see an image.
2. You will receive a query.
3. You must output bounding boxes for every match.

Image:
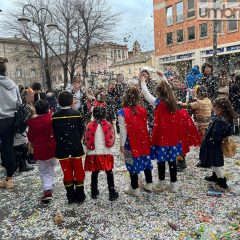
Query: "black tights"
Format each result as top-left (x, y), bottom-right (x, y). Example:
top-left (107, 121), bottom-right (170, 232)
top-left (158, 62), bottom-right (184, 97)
top-left (130, 168), bottom-right (152, 189)
top-left (91, 170), bottom-right (115, 193)
top-left (157, 161), bottom-right (177, 182)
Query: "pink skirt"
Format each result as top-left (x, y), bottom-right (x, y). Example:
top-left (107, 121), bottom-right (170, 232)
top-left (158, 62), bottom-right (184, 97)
top-left (84, 155), bottom-right (114, 171)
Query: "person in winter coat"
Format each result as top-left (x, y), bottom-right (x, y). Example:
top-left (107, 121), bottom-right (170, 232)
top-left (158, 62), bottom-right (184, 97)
top-left (32, 82), bottom-right (47, 103)
top-left (197, 63), bottom-right (219, 100)
top-left (200, 98), bottom-right (234, 189)
top-left (229, 74), bottom-right (240, 134)
top-left (46, 91), bottom-right (58, 112)
top-left (52, 91), bottom-right (85, 204)
top-left (27, 100), bottom-right (56, 204)
top-left (186, 65), bottom-right (202, 102)
top-left (84, 106), bottom-right (119, 201)
top-left (0, 57), bottom-right (21, 189)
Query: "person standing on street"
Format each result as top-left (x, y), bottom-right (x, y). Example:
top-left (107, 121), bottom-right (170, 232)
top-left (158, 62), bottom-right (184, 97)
top-left (0, 57), bottom-right (21, 189)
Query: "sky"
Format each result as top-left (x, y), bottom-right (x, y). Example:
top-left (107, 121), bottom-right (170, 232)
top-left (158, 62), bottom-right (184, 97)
top-left (0, 0), bottom-right (154, 51)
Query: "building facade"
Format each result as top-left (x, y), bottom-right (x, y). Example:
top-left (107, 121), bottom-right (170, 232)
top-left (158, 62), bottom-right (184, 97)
top-left (109, 41), bottom-right (156, 80)
top-left (153, 0), bottom-right (240, 76)
top-left (0, 37), bottom-right (41, 87)
top-left (50, 42), bottom-right (128, 88)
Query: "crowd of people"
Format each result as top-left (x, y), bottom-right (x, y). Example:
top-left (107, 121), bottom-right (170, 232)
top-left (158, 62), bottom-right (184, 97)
top-left (0, 56), bottom-right (239, 205)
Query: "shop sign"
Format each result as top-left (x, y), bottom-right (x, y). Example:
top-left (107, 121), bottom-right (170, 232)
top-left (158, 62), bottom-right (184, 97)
top-left (176, 53), bottom-right (192, 60)
top-left (205, 48), bottom-right (224, 55)
top-left (161, 56), bottom-right (176, 62)
top-left (226, 44), bottom-right (240, 52)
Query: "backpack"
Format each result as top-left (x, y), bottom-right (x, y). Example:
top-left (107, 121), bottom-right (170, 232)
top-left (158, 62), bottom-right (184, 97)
top-left (14, 104), bottom-right (33, 134)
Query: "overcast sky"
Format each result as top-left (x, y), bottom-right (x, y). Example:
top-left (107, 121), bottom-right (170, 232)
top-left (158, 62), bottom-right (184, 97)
top-left (0, 0), bottom-right (154, 51)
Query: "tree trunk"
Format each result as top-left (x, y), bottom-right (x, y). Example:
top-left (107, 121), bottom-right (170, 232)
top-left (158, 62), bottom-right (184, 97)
top-left (63, 65), bottom-right (68, 87)
top-left (45, 66), bottom-right (52, 90)
top-left (82, 60), bottom-right (87, 86)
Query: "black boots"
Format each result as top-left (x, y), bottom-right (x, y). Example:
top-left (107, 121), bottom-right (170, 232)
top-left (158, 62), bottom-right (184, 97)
top-left (65, 184), bottom-right (86, 204)
top-left (75, 184), bottom-right (86, 203)
top-left (65, 184), bottom-right (76, 204)
top-left (91, 171), bottom-right (100, 199)
top-left (109, 190), bottom-right (119, 201)
top-left (205, 172), bottom-right (218, 182)
top-left (216, 177), bottom-right (228, 189)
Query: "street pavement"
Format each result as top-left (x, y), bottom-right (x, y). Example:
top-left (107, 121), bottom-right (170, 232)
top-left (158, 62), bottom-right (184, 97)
top-left (0, 135), bottom-right (240, 239)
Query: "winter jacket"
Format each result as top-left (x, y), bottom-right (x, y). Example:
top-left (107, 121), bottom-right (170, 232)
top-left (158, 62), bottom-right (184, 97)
top-left (52, 108), bottom-right (84, 159)
top-left (186, 66), bottom-right (203, 89)
top-left (0, 75), bottom-right (21, 119)
top-left (27, 112), bottom-right (56, 160)
top-left (199, 116), bottom-right (233, 167)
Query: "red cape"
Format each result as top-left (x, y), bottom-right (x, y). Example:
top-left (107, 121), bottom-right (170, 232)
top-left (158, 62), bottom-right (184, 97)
top-left (124, 106), bottom-right (151, 158)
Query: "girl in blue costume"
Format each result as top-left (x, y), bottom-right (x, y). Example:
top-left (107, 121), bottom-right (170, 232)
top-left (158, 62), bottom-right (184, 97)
top-left (118, 85), bottom-right (153, 197)
top-left (140, 74), bottom-right (182, 192)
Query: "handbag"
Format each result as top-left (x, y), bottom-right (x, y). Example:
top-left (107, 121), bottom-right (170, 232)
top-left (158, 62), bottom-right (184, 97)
top-left (222, 137), bottom-right (237, 158)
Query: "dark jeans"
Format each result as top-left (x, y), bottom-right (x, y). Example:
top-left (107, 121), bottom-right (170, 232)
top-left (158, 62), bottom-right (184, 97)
top-left (130, 168), bottom-right (153, 189)
top-left (0, 117), bottom-right (17, 177)
top-left (91, 170), bottom-right (115, 193)
top-left (157, 161), bottom-right (177, 182)
top-left (14, 144), bottom-right (28, 169)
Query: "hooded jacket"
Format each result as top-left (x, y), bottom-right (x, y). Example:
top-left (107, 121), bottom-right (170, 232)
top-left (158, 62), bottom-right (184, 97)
top-left (0, 75), bottom-right (21, 119)
top-left (27, 112), bottom-right (56, 160)
top-left (186, 66), bottom-right (203, 89)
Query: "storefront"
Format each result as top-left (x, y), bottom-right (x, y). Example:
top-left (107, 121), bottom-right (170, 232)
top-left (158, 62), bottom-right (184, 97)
top-left (201, 43), bottom-right (240, 75)
top-left (159, 52), bottom-right (194, 80)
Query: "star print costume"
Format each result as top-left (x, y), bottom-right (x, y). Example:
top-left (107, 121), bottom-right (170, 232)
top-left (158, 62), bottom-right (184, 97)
top-left (118, 107), bottom-right (152, 174)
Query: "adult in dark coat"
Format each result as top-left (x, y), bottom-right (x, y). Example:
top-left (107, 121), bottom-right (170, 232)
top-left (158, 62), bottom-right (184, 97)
top-left (197, 63), bottom-right (219, 100)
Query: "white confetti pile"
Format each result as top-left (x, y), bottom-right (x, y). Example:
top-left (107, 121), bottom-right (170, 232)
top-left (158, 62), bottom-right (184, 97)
top-left (0, 134), bottom-right (240, 239)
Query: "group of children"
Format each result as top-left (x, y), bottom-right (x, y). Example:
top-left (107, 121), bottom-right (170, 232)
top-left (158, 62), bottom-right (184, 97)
top-left (3, 72), bottom-right (235, 204)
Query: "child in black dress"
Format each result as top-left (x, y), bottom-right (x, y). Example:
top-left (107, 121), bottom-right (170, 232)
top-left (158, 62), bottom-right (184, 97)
top-left (200, 98), bottom-right (235, 189)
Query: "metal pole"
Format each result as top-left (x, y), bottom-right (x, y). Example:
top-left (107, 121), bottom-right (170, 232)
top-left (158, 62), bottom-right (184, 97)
top-left (212, 0), bottom-right (218, 75)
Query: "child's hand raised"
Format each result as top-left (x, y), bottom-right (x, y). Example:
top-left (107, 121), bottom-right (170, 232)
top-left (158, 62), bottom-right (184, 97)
top-left (139, 73), bottom-right (147, 83)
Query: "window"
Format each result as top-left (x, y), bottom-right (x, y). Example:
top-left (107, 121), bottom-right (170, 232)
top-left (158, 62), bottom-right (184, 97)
top-left (118, 50), bottom-right (121, 58)
top-left (31, 68), bottom-right (36, 77)
top-left (177, 30), bottom-right (184, 43)
top-left (199, 0), bottom-right (208, 17)
top-left (188, 26), bottom-right (195, 40)
top-left (167, 32), bottom-right (173, 45)
top-left (16, 68), bottom-right (22, 78)
top-left (111, 51), bottom-right (113, 59)
top-left (114, 50), bottom-right (117, 59)
top-left (129, 68), bottom-right (131, 74)
top-left (176, 2), bottom-right (183, 23)
top-left (187, 0), bottom-right (195, 18)
top-left (122, 50), bottom-right (125, 59)
top-left (58, 75), bottom-right (62, 81)
top-left (216, 20), bottom-right (223, 33)
top-left (227, 15), bottom-right (238, 32)
top-left (166, 6), bottom-right (173, 26)
top-left (200, 23), bottom-right (208, 38)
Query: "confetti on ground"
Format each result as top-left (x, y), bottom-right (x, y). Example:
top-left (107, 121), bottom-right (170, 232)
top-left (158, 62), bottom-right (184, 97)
top-left (0, 135), bottom-right (240, 239)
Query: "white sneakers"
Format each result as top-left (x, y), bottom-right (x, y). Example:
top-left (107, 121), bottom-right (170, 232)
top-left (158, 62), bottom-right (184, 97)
top-left (170, 182), bottom-right (179, 193)
top-left (125, 186), bottom-right (140, 197)
top-left (143, 183), bottom-right (153, 192)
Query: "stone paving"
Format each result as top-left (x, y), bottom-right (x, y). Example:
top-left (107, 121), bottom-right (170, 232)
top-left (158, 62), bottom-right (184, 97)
top-left (0, 136), bottom-right (240, 239)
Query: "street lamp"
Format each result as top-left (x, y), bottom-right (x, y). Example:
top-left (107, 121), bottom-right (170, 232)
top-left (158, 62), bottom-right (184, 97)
top-left (18, 4), bottom-right (58, 89)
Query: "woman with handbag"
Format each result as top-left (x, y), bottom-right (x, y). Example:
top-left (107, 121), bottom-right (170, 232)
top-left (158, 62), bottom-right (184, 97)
top-left (0, 57), bottom-right (21, 189)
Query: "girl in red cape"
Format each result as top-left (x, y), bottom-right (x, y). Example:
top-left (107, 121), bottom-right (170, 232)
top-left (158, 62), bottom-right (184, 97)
top-left (118, 86), bottom-right (153, 197)
top-left (84, 106), bottom-right (119, 201)
top-left (140, 75), bottom-right (182, 193)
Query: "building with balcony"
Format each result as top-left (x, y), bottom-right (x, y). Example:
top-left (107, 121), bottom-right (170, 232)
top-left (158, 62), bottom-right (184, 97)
top-left (0, 37), bottom-right (41, 87)
top-left (153, 0), bottom-right (240, 77)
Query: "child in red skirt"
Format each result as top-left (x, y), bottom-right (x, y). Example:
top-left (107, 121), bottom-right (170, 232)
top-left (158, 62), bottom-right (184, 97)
top-left (84, 106), bottom-right (119, 201)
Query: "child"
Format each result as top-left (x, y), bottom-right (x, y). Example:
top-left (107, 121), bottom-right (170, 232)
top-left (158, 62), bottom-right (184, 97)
top-left (178, 85), bottom-right (211, 169)
top-left (27, 100), bottom-right (56, 204)
top-left (84, 106), bottom-right (119, 201)
top-left (52, 91), bottom-right (85, 204)
top-left (118, 85), bottom-right (153, 196)
top-left (140, 76), bottom-right (181, 192)
top-left (200, 98), bottom-right (234, 189)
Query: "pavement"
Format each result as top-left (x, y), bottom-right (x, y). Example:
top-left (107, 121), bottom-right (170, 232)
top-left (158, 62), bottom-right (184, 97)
top-left (0, 135), bottom-right (240, 240)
